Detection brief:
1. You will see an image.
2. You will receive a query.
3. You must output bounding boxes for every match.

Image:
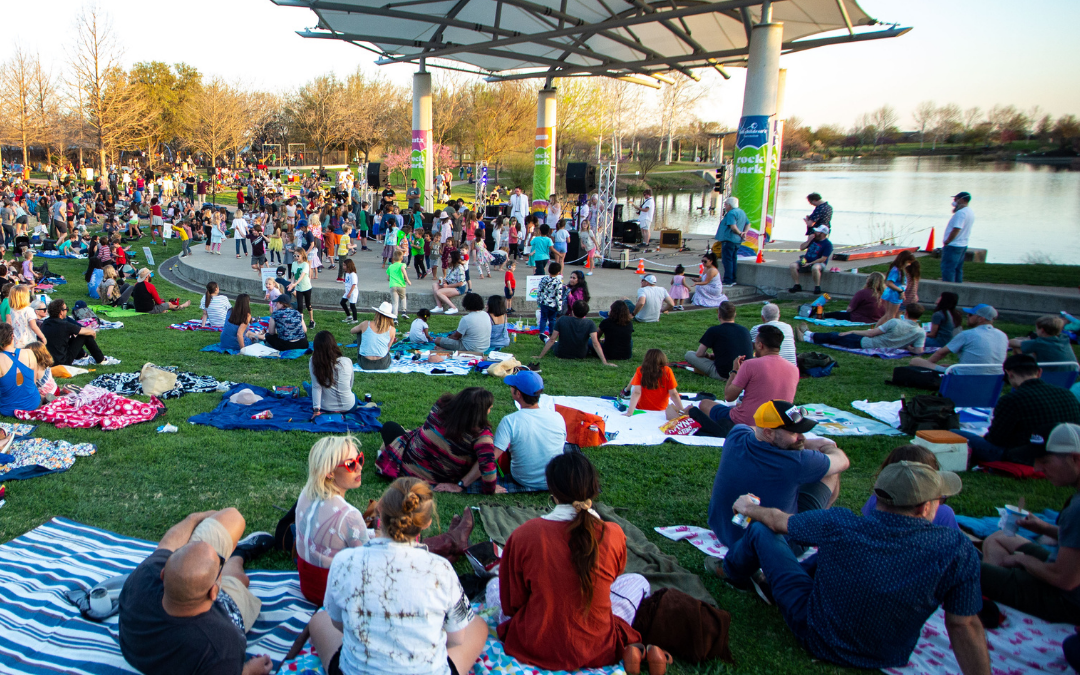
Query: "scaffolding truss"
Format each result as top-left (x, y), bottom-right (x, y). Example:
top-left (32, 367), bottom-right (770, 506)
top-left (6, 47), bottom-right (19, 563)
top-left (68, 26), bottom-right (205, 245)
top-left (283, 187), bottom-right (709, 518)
top-left (597, 161), bottom-right (618, 260)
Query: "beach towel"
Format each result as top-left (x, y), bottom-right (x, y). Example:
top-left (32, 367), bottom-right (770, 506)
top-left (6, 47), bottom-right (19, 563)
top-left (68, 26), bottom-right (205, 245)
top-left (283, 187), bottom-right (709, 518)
top-left (90, 305), bottom-right (142, 318)
top-left (0, 438), bottom-right (98, 481)
top-left (77, 318), bottom-right (124, 331)
top-left (654, 525), bottom-right (728, 559)
top-left (37, 250), bottom-right (86, 259)
top-left (884, 604), bottom-right (1074, 675)
top-left (0, 421), bottom-right (37, 438)
top-left (541, 396), bottom-right (725, 447)
top-left (388, 333), bottom-right (450, 354)
top-left (802, 317), bottom-right (872, 327)
top-left (852, 400), bottom-right (993, 435)
top-left (797, 404), bottom-right (903, 436)
top-left (201, 342), bottom-right (312, 360)
top-left (353, 356), bottom-right (474, 376)
top-left (820, 344), bottom-right (911, 359)
top-left (16, 385), bottom-right (165, 431)
top-left (480, 503), bottom-right (715, 606)
top-left (87, 368), bottom-right (235, 400)
top-left (0, 517), bottom-right (314, 674)
top-left (170, 317), bottom-right (271, 332)
top-left (953, 508), bottom-right (1058, 540)
top-left (189, 383), bottom-right (382, 434)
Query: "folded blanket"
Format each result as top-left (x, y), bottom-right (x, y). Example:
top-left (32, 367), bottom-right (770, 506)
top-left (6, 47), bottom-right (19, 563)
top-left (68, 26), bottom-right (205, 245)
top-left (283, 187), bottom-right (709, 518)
top-left (78, 317), bottom-right (124, 330)
top-left (88, 368), bottom-right (235, 400)
top-left (16, 385), bottom-right (165, 430)
top-left (541, 395), bottom-right (725, 447)
top-left (851, 400), bottom-right (993, 435)
top-left (0, 517), bottom-right (314, 673)
top-left (0, 438), bottom-right (97, 481)
top-left (480, 503), bottom-right (716, 606)
top-left (90, 305), bottom-right (142, 318)
top-left (353, 357), bottom-right (473, 376)
top-left (201, 342), bottom-right (312, 360)
top-left (798, 404), bottom-right (903, 436)
top-left (189, 383), bottom-right (382, 433)
top-left (819, 344), bottom-right (911, 359)
top-left (802, 317), bottom-right (872, 327)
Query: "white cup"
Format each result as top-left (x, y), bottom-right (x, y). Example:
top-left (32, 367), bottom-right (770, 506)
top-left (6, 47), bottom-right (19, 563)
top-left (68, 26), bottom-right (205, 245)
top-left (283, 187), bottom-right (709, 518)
top-left (89, 587), bottom-right (111, 614)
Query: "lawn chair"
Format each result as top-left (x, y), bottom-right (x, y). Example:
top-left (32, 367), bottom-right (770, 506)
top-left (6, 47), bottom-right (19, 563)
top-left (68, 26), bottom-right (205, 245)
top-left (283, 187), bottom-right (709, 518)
top-left (939, 363), bottom-right (1005, 408)
top-left (1038, 362), bottom-right (1080, 390)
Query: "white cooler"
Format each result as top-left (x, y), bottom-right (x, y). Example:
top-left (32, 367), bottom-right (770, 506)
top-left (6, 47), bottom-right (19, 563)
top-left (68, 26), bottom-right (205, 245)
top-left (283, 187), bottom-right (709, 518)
top-left (911, 430), bottom-right (969, 472)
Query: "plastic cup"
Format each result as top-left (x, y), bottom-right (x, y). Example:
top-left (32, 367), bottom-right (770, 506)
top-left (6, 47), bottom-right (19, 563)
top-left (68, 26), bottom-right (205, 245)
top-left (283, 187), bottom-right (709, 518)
top-left (1002, 505), bottom-right (1028, 535)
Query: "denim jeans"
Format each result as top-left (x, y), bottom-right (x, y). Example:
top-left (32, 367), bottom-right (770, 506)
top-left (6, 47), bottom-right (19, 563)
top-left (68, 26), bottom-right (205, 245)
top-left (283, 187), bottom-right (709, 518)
top-left (809, 331), bottom-right (863, 349)
top-left (235, 238), bottom-right (248, 255)
top-left (954, 429), bottom-right (1003, 463)
top-left (940, 245), bottom-right (967, 283)
top-left (724, 522), bottom-right (814, 641)
top-left (539, 304), bottom-right (559, 335)
top-left (721, 241), bottom-right (739, 284)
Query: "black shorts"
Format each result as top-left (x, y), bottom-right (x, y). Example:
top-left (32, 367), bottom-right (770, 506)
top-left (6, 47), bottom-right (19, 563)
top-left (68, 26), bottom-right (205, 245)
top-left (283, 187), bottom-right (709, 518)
top-left (796, 263), bottom-right (816, 274)
top-left (54, 220), bottom-right (69, 234)
top-left (329, 649), bottom-right (459, 675)
top-left (504, 287), bottom-right (515, 300)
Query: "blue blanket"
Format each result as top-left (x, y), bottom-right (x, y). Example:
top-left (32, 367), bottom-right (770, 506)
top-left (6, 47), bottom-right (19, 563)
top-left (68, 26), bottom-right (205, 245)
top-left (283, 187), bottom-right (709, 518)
top-left (201, 342), bottom-right (312, 359)
top-left (189, 384), bottom-right (382, 433)
top-left (820, 344), bottom-right (910, 359)
top-left (954, 509), bottom-right (1059, 540)
top-left (803, 317), bottom-right (872, 327)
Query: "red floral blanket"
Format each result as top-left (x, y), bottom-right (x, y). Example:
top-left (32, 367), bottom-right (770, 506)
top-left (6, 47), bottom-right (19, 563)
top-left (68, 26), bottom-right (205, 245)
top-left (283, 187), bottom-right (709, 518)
top-left (16, 385), bottom-right (165, 430)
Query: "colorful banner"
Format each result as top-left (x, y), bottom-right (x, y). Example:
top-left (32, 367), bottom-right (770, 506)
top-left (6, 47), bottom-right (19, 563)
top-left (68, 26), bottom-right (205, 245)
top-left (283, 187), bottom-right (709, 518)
top-left (533, 126), bottom-right (554, 206)
top-left (410, 129), bottom-right (431, 203)
top-left (732, 115), bottom-right (771, 254)
top-left (765, 118), bottom-right (784, 244)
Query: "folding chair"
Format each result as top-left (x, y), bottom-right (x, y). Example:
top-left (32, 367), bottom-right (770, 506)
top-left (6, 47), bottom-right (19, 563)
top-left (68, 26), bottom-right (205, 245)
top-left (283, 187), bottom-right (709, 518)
top-left (939, 363), bottom-right (1006, 409)
top-left (1038, 362), bottom-right (1080, 390)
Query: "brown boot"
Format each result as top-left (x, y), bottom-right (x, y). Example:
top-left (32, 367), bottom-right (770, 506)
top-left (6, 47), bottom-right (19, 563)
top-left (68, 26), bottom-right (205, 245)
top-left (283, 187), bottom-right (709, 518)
top-left (424, 508), bottom-right (475, 562)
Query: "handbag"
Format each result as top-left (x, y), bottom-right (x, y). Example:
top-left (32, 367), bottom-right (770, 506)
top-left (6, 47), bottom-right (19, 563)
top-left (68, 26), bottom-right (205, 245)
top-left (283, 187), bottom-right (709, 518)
top-left (139, 363), bottom-right (178, 397)
top-left (554, 404), bottom-right (606, 447)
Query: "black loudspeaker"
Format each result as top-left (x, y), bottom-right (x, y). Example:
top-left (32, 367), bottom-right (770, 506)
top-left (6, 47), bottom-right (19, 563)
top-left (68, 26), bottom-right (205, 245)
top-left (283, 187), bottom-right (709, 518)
top-left (613, 204), bottom-right (624, 223)
top-left (485, 204), bottom-right (506, 218)
top-left (566, 230), bottom-right (582, 264)
top-left (612, 221), bottom-right (627, 240)
top-left (565, 163), bottom-right (597, 194)
top-left (366, 163), bottom-right (388, 187)
top-left (622, 226), bottom-right (641, 244)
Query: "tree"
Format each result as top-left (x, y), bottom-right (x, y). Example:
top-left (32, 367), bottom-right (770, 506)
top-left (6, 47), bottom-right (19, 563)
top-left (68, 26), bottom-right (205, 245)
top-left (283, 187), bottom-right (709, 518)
top-left (289, 75), bottom-right (350, 169)
top-left (962, 106), bottom-right (982, 133)
top-left (0, 45), bottom-right (37, 166)
top-left (464, 81), bottom-right (533, 165)
top-left (344, 70), bottom-right (406, 164)
top-left (30, 58), bottom-right (63, 166)
top-left (183, 78), bottom-right (248, 201)
top-left (382, 147), bottom-right (410, 185)
top-left (660, 74), bottom-right (706, 164)
top-left (1052, 115), bottom-right (1080, 150)
top-left (130, 61), bottom-right (202, 168)
top-left (810, 124), bottom-right (843, 152)
top-left (636, 138), bottom-right (662, 179)
top-left (930, 104), bottom-right (961, 150)
top-left (912, 101), bottom-right (936, 148)
top-left (781, 116), bottom-right (811, 158)
top-left (869, 105), bottom-right (898, 149)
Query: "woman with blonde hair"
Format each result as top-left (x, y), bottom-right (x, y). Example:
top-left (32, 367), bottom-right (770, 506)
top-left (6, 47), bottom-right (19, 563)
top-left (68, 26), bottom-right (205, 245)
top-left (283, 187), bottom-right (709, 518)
top-left (26, 341), bottom-right (58, 401)
top-left (294, 435), bottom-right (368, 605)
top-left (823, 271), bottom-right (887, 324)
top-left (7, 285), bottom-right (47, 348)
top-left (309, 477), bottom-right (488, 675)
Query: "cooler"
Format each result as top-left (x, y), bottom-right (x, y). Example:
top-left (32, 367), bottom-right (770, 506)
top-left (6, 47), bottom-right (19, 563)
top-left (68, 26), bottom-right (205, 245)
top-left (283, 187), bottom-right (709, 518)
top-left (912, 429), bottom-right (969, 472)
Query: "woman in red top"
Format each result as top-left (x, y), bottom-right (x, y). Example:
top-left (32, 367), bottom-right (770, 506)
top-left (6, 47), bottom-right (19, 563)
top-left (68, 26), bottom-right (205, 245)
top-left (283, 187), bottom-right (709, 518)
top-left (625, 348), bottom-right (684, 416)
top-left (494, 453), bottom-right (657, 672)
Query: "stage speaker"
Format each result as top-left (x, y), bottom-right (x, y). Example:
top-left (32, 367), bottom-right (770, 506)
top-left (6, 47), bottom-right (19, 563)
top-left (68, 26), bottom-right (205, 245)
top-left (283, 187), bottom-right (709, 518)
top-left (565, 163), bottom-right (597, 194)
top-left (566, 231), bottom-right (582, 264)
top-left (612, 203), bottom-right (624, 223)
top-left (366, 162), bottom-right (388, 187)
top-left (622, 225), bottom-right (641, 245)
top-left (659, 230), bottom-right (683, 249)
top-left (485, 204), bottom-right (506, 218)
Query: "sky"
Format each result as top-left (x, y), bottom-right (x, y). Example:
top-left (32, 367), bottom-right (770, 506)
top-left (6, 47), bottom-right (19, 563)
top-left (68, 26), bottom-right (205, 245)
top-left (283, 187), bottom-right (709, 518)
top-left (4, 0), bottom-right (1079, 132)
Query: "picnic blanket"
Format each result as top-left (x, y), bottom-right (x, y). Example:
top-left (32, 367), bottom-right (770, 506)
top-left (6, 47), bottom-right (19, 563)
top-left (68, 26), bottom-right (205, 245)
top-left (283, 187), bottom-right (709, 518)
top-left (820, 344), bottom-right (910, 359)
top-left (189, 383), bottom-right (382, 434)
top-left (541, 395), bottom-right (726, 447)
top-left (0, 517), bottom-right (315, 673)
top-left (954, 508), bottom-right (1059, 540)
top-left (37, 250), bottom-right (86, 259)
top-left (480, 503), bottom-right (716, 606)
top-left (201, 342), bottom-right (312, 360)
top-left (16, 385), bottom-right (165, 431)
top-left (77, 318), bottom-right (124, 331)
top-left (798, 404), bottom-right (903, 436)
top-left (0, 421), bottom-right (37, 438)
top-left (655, 525), bottom-right (729, 559)
top-left (87, 368), bottom-right (235, 400)
top-left (802, 317), bottom-right (872, 327)
top-left (388, 332), bottom-right (450, 354)
top-left (90, 305), bottom-right (142, 318)
top-left (0, 438), bottom-right (98, 481)
top-left (884, 604), bottom-right (1074, 675)
top-left (851, 400), bottom-right (993, 435)
top-left (463, 475), bottom-right (543, 494)
top-left (170, 316), bottom-right (271, 332)
top-left (353, 356), bottom-right (474, 376)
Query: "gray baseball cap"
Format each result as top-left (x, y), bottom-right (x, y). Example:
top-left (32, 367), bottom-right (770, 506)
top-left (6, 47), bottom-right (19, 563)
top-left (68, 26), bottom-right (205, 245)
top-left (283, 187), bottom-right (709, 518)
top-left (873, 461), bottom-right (962, 507)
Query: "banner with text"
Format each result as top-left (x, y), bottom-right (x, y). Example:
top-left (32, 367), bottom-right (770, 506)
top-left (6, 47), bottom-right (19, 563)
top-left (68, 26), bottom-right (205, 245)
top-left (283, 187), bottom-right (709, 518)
top-left (411, 129), bottom-right (432, 203)
top-left (732, 115), bottom-right (772, 254)
top-left (533, 126), bottom-right (554, 208)
top-left (765, 118), bottom-right (784, 244)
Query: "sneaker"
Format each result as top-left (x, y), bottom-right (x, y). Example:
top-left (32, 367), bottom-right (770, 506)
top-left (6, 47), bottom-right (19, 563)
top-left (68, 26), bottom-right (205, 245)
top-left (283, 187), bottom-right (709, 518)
top-left (751, 570), bottom-right (774, 606)
top-left (445, 308), bottom-right (459, 315)
top-left (342, 317), bottom-right (354, 323)
top-left (795, 322), bottom-right (809, 342)
top-left (598, 310), bottom-right (609, 319)
top-left (393, 319), bottom-right (398, 326)
top-left (232, 532), bottom-right (274, 564)
top-left (788, 284), bottom-right (803, 293)
top-left (431, 307), bottom-right (445, 314)
top-left (585, 271), bottom-right (593, 276)
top-left (673, 305), bottom-right (684, 311)
top-left (400, 313), bottom-right (409, 320)
top-left (72, 356), bottom-right (95, 366)
top-left (704, 556), bottom-right (752, 592)
top-left (309, 321), bottom-right (316, 329)
top-left (539, 333), bottom-right (549, 344)
top-left (98, 356), bottom-right (122, 366)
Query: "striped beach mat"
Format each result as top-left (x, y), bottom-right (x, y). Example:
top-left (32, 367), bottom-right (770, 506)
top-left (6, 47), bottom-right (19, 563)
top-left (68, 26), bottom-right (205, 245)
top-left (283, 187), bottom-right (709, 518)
top-left (0, 518), bottom-right (314, 674)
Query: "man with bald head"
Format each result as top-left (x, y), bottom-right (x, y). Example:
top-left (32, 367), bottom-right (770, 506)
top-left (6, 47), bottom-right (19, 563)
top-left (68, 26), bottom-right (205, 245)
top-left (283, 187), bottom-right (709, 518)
top-left (119, 508), bottom-right (275, 675)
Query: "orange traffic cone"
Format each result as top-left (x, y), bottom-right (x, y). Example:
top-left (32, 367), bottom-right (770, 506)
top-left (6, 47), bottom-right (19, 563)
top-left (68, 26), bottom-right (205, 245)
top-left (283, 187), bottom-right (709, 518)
top-left (584, 253), bottom-right (592, 270)
top-left (755, 248), bottom-right (764, 263)
top-left (924, 227), bottom-right (935, 252)
top-left (698, 262), bottom-right (704, 276)
top-left (635, 259), bottom-right (645, 274)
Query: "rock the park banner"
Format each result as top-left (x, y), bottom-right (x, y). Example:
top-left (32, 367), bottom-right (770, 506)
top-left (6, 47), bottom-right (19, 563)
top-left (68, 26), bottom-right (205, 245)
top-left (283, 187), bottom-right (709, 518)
top-left (533, 126), bottom-right (554, 208)
top-left (411, 129), bottom-right (431, 198)
top-left (733, 115), bottom-right (772, 254)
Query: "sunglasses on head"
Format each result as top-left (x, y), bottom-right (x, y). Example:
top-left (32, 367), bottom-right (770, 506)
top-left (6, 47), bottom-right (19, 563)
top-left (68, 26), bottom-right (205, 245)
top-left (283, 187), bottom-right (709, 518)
top-left (336, 453), bottom-right (364, 473)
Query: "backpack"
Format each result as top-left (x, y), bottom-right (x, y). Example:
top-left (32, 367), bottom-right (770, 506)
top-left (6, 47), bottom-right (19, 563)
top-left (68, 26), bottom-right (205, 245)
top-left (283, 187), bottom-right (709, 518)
top-left (887, 365), bottom-right (943, 390)
top-left (632, 588), bottom-right (734, 664)
top-left (797, 351), bottom-right (838, 378)
top-left (554, 404), bottom-right (606, 448)
top-left (898, 394), bottom-right (960, 435)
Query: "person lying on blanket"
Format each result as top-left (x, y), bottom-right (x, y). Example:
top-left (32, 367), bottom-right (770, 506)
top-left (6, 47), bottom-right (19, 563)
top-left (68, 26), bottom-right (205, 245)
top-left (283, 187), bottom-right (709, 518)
top-left (794, 302), bottom-right (926, 354)
top-left (980, 423), bottom-right (1080, 625)
top-left (489, 452), bottom-right (663, 672)
top-left (118, 508), bottom-right (276, 675)
top-left (712, 462), bottom-right (990, 673)
top-left (305, 478), bottom-right (489, 675)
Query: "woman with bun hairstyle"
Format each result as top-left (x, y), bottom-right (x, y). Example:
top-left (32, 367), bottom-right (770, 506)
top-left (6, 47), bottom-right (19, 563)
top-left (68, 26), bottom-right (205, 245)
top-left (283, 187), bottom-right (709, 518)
top-left (309, 477), bottom-right (488, 675)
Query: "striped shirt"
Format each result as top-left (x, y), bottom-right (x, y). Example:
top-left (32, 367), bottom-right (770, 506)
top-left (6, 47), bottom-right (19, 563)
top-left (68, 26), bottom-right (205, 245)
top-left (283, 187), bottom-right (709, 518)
top-left (750, 320), bottom-right (798, 366)
top-left (199, 294), bottom-right (232, 328)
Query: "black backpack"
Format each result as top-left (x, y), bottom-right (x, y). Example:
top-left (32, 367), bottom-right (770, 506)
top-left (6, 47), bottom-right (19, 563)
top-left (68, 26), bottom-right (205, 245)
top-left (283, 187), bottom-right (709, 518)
top-left (797, 351), bottom-right (838, 378)
top-left (887, 365), bottom-right (944, 391)
top-left (898, 394), bottom-right (960, 435)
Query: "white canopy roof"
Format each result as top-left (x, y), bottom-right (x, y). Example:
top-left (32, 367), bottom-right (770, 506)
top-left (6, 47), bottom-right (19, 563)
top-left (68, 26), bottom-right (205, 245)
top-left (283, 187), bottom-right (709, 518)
top-left (272, 0), bottom-right (909, 82)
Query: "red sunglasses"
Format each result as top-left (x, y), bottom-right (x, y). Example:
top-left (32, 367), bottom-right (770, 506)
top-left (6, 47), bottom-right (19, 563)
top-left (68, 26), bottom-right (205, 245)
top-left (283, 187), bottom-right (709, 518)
top-left (336, 453), bottom-right (365, 473)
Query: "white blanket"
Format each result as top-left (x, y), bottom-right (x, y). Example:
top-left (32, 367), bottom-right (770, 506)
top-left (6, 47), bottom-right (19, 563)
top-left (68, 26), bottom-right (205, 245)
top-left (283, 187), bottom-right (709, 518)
top-left (852, 400), bottom-right (992, 435)
top-left (541, 395), bottom-right (726, 447)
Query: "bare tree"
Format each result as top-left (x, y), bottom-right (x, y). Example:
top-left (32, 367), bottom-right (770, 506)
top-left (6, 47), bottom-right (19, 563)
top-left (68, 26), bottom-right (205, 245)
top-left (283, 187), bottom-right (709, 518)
top-left (930, 103), bottom-right (961, 150)
top-left (344, 70), bottom-right (405, 164)
top-left (660, 74), bottom-right (706, 164)
top-left (912, 101), bottom-right (936, 149)
top-left (0, 46), bottom-right (37, 166)
top-left (289, 75), bottom-right (350, 169)
top-left (869, 104), bottom-right (898, 149)
top-left (183, 78), bottom-right (248, 201)
top-left (962, 106), bottom-right (982, 133)
top-left (465, 81), bottom-right (534, 164)
top-left (636, 138), bottom-right (662, 179)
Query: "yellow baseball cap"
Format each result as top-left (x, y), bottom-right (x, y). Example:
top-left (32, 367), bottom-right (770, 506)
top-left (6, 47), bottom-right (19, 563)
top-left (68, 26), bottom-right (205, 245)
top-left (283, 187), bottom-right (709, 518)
top-left (753, 400), bottom-right (817, 434)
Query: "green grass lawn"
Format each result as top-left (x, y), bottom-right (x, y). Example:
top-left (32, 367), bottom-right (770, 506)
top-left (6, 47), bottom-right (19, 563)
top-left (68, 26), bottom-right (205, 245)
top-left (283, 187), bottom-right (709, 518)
top-left (861, 260), bottom-right (1080, 288)
top-left (4, 243), bottom-right (1079, 674)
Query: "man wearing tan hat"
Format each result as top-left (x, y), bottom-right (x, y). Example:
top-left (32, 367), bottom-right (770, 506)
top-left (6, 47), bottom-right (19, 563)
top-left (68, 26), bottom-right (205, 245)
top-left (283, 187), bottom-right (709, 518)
top-left (715, 461), bottom-right (988, 673)
top-left (981, 422), bottom-right (1080, 624)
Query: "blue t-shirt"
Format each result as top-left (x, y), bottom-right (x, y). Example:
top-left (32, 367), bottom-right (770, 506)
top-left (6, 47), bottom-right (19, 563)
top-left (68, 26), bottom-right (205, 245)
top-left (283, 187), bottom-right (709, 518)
top-left (271, 308), bottom-right (307, 342)
top-left (707, 424), bottom-right (829, 548)
top-left (788, 508), bottom-right (982, 669)
top-left (530, 236), bottom-right (553, 262)
top-left (220, 310), bottom-right (243, 351)
top-left (861, 494), bottom-right (958, 530)
top-left (945, 323), bottom-right (1009, 369)
top-left (882, 267), bottom-right (906, 304)
top-left (804, 238), bottom-right (833, 265)
top-left (716, 208), bottom-right (750, 244)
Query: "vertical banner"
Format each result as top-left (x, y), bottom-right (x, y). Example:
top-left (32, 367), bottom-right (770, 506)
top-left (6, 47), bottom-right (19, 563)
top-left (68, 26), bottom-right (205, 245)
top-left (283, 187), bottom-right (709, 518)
top-left (533, 126), bottom-right (554, 208)
top-left (410, 129), bottom-right (431, 204)
top-left (732, 115), bottom-right (772, 254)
top-left (765, 118), bottom-right (784, 244)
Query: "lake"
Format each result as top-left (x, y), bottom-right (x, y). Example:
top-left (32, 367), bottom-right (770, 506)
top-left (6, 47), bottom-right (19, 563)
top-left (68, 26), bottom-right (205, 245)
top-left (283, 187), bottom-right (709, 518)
top-left (627, 156), bottom-right (1080, 264)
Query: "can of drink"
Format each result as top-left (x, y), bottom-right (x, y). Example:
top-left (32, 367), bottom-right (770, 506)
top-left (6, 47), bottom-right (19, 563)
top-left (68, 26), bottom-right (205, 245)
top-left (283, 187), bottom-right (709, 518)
top-left (511, 332), bottom-right (517, 343)
top-left (364, 393), bottom-right (372, 403)
top-left (732, 494), bottom-right (761, 528)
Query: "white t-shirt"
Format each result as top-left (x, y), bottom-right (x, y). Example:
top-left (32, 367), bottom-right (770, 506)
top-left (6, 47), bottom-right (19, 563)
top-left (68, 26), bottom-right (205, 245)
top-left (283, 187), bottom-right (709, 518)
top-left (638, 197), bottom-right (655, 228)
top-left (409, 318), bottom-right (430, 343)
top-left (634, 285), bottom-right (670, 323)
top-left (343, 272), bottom-right (359, 302)
top-left (232, 218), bottom-right (248, 239)
top-left (325, 539), bottom-right (474, 675)
top-left (493, 407), bottom-right (567, 489)
top-left (750, 320), bottom-right (798, 366)
top-left (199, 294), bottom-right (232, 328)
top-left (944, 206), bottom-right (974, 248)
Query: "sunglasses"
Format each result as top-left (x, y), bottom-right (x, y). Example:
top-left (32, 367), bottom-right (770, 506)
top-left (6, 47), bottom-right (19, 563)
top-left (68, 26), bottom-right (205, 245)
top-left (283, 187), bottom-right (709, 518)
top-left (336, 453), bottom-right (365, 473)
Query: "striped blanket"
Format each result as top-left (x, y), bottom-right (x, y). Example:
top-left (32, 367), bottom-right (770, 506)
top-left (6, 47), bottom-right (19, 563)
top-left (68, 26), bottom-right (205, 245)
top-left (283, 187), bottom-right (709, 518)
top-left (0, 518), bottom-right (314, 674)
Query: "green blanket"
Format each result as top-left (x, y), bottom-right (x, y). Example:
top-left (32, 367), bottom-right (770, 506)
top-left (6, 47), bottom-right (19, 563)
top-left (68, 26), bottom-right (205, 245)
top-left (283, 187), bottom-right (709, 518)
top-left (479, 503), bottom-right (716, 606)
top-left (92, 305), bottom-right (143, 317)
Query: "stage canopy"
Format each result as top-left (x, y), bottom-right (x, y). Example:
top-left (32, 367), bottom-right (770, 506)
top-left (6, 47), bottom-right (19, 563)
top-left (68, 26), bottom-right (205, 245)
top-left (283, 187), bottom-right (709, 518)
top-left (271, 0), bottom-right (909, 83)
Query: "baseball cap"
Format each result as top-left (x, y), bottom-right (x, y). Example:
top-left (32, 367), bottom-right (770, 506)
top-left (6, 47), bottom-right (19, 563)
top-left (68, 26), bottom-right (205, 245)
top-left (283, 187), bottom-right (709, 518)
top-left (812, 225), bottom-right (830, 235)
top-left (1030, 423), bottom-right (1080, 459)
top-left (953, 191), bottom-right (972, 202)
top-left (642, 274), bottom-right (657, 284)
top-left (753, 401), bottom-right (817, 434)
top-left (504, 370), bottom-right (544, 396)
top-left (962, 304), bottom-right (997, 321)
top-left (874, 461), bottom-right (962, 507)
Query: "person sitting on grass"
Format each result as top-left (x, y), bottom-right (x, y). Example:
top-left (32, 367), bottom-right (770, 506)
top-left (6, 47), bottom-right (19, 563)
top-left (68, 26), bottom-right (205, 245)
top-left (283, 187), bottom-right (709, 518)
top-left (220, 294), bottom-right (264, 352)
top-left (692, 325), bottom-right (799, 438)
top-left (490, 452), bottom-right (658, 672)
top-left (705, 400), bottom-right (848, 598)
top-left (306, 478), bottom-right (488, 675)
top-left (376, 387), bottom-right (505, 495)
top-left (909, 303), bottom-right (1008, 374)
top-left (488, 295), bottom-right (510, 350)
top-left (980, 423), bottom-right (1080, 625)
top-left (684, 300), bottom-right (753, 381)
top-left (795, 302), bottom-right (926, 355)
top-left (26, 341), bottom-right (58, 402)
top-left (537, 300), bottom-right (616, 366)
top-left (350, 302), bottom-right (397, 371)
top-left (118, 508), bottom-right (276, 675)
top-left (822, 272), bottom-right (886, 324)
top-left (294, 436), bottom-right (368, 606)
top-left (434, 292), bottom-right (491, 353)
top-left (1009, 315), bottom-right (1078, 368)
top-left (622, 348), bottom-right (683, 417)
top-left (40, 299), bottom-right (115, 366)
top-left (431, 248), bottom-right (467, 315)
top-left (309, 331), bottom-right (356, 417)
top-left (0, 322), bottom-right (40, 417)
top-left (713, 462), bottom-right (989, 673)
top-left (132, 268), bottom-right (191, 314)
top-left (750, 303), bottom-right (797, 366)
top-left (265, 293), bottom-right (309, 352)
top-left (862, 444), bottom-right (959, 529)
top-left (199, 281), bottom-right (232, 328)
top-left (487, 371), bottom-right (567, 491)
